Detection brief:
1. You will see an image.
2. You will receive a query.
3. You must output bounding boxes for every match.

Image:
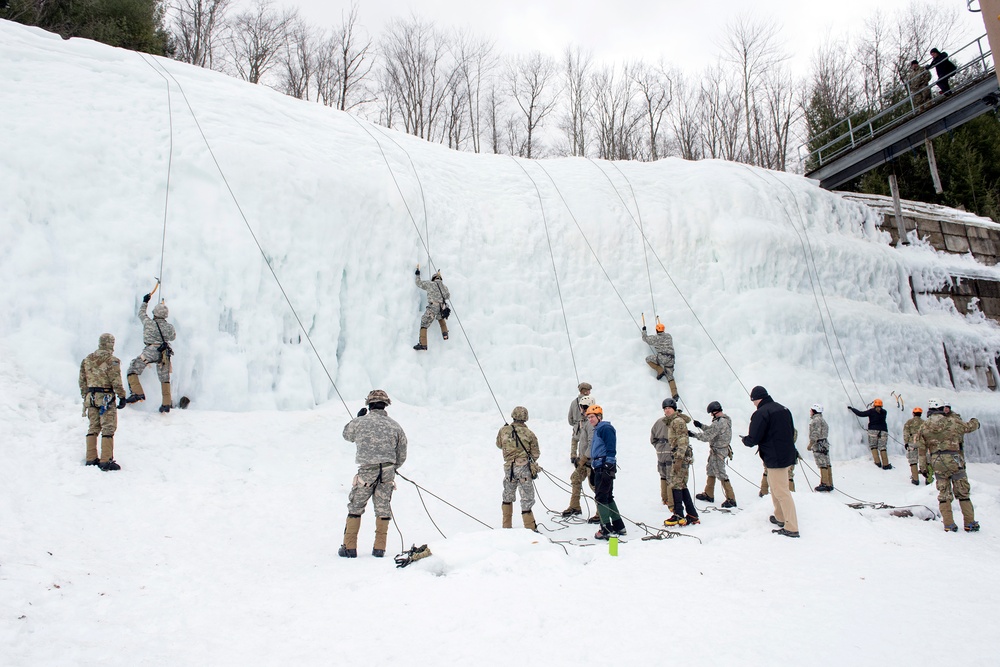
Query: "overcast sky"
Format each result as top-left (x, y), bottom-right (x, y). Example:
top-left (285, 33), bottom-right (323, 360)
top-left (278, 0), bottom-right (986, 74)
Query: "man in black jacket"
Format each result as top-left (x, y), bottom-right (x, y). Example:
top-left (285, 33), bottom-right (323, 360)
top-left (849, 399), bottom-right (890, 469)
top-left (927, 48), bottom-right (957, 96)
top-left (742, 385), bottom-right (799, 538)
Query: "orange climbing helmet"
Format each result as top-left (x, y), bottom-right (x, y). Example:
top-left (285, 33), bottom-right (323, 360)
top-left (655, 322), bottom-right (665, 333)
top-left (585, 405), bottom-right (603, 417)
top-left (873, 398), bottom-right (883, 407)
top-left (913, 407), bottom-right (923, 414)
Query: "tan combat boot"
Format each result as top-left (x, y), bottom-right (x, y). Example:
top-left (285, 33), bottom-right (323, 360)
top-left (668, 379), bottom-right (679, 401)
top-left (759, 473), bottom-right (769, 497)
top-left (339, 515), bottom-right (362, 557)
top-left (372, 517), bottom-right (391, 557)
top-left (824, 468), bottom-right (834, 489)
top-left (438, 319), bottom-right (449, 340)
top-left (99, 435), bottom-right (120, 471)
top-left (697, 475), bottom-right (716, 502)
top-left (871, 448), bottom-right (881, 467)
top-left (958, 499), bottom-right (975, 527)
top-left (502, 502), bottom-right (513, 529)
top-left (939, 502), bottom-right (957, 531)
top-left (646, 360), bottom-right (664, 376)
top-left (85, 434), bottom-right (99, 464)
top-left (413, 327), bottom-right (428, 350)
top-left (160, 382), bottom-right (172, 413)
top-left (126, 374), bottom-right (145, 402)
top-left (660, 478), bottom-right (671, 505)
top-left (909, 464), bottom-right (919, 484)
top-left (879, 449), bottom-right (891, 469)
top-left (521, 510), bottom-right (537, 531)
top-left (721, 480), bottom-right (737, 507)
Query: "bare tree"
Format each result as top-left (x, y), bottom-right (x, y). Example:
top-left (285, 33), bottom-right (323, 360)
top-left (171, 0), bottom-right (231, 68)
top-left (559, 45), bottom-right (593, 157)
top-left (590, 63), bottom-right (642, 160)
top-left (631, 61), bottom-right (672, 161)
top-left (857, 10), bottom-right (893, 109)
top-left (667, 70), bottom-right (702, 160)
top-left (316, 2), bottom-right (374, 112)
top-left (378, 15), bottom-right (460, 141)
top-left (451, 29), bottom-right (496, 153)
top-left (505, 51), bottom-right (558, 158)
top-left (225, 0), bottom-right (296, 85)
top-left (280, 18), bottom-right (315, 100)
top-left (699, 64), bottom-right (745, 162)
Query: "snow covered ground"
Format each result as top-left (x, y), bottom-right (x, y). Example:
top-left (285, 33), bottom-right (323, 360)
top-left (2, 22), bottom-right (1000, 666)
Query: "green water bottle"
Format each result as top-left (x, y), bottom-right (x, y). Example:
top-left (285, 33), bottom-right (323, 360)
top-left (609, 536), bottom-right (618, 557)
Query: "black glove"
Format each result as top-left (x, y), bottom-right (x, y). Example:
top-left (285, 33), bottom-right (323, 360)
top-left (571, 457), bottom-right (578, 466)
top-left (641, 325), bottom-right (646, 332)
top-left (415, 268), bottom-right (420, 276)
top-left (357, 407), bottom-right (368, 417)
top-left (143, 293), bottom-right (151, 303)
top-left (693, 420), bottom-right (704, 429)
top-left (117, 397), bottom-right (127, 409)
top-left (687, 430), bottom-right (697, 437)
top-left (742, 435), bottom-right (753, 447)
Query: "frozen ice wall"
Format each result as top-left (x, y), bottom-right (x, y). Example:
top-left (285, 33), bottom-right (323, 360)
top-left (2, 22), bottom-right (999, 459)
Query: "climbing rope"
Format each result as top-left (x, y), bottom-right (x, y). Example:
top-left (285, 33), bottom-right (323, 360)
top-left (508, 157), bottom-right (580, 386)
top-left (138, 54), bottom-right (353, 418)
top-left (138, 53), bottom-right (174, 301)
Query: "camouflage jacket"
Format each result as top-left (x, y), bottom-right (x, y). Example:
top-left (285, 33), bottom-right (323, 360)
top-left (694, 413), bottom-right (733, 456)
top-left (416, 277), bottom-right (450, 304)
top-left (496, 421), bottom-right (540, 466)
top-left (808, 414), bottom-right (829, 451)
top-left (577, 420), bottom-right (594, 458)
top-left (902, 416), bottom-right (923, 447)
top-left (568, 395), bottom-right (586, 438)
top-left (915, 412), bottom-right (979, 456)
top-left (642, 330), bottom-right (675, 359)
top-left (139, 301), bottom-right (176, 346)
top-left (343, 408), bottom-right (408, 466)
top-left (667, 412), bottom-right (693, 464)
top-left (78, 348), bottom-right (126, 399)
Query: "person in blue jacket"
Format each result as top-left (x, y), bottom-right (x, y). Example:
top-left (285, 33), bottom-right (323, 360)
top-left (586, 404), bottom-right (626, 540)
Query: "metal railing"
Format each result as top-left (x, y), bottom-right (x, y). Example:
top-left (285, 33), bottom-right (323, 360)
top-left (802, 33), bottom-right (994, 172)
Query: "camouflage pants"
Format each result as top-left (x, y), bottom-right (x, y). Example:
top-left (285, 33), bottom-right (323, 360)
top-left (85, 393), bottom-right (118, 436)
top-left (129, 345), bottom-right (171, 383)
top-left (502, 462), bottom-right (535, 512)
top-left (656, 459), bottom-right (672, 481)
top-left (645, 354), bottom-right (674, 381)
top-left (419, 303), bottom-right (446, 329)
top-left (706, 451), bottom-right (729, 481)
top-left (347, 463), bottom-right (397, 518)
top-left (931, 453), bottom-right (971, 504)
top-left (905, 445), bottom-right (918, 466)
top-left (867, 430), bottom-right (887, 452)
top-left (670, 462), bottom-right (689, 489)
top-left (812, 451), bottom-right (831, 469)
top-left (570, 455), bottom-right (594, 488)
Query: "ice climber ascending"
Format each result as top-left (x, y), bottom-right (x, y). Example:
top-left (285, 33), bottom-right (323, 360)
top-left (126, 292), bottom-right (176, 413)
top-left (642, 320), bottom-right (679, 400)
top-left (413, 266), bottom-right (450, 350)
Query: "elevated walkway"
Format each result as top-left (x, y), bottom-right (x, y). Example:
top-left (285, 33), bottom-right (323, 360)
top-left (804, 35), bottom-right (998, 190)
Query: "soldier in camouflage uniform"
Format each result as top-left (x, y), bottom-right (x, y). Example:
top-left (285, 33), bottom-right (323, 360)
top-left (903, 407), bottom-right (924, 485)
top-left (642, 321), bottom-right (679, 400)
top-left (338, 389), bottom-right (408, 558)
top-left (807, 404), bottom-right (833, 492)
top-left (126, 293), bottom-right (177, 413)
top-left (497, 406), bottom-right (541, 530)
top-left (915, 399), bottom-right (980, 532)
top-left (566, 381), bottom-right (592, 464)
top-left (692, 401), bottom-right (737, 507)
top-left (649, 403), bottom-right (676, 514)
top-left (661, 399), bottom-right (699, 526)
top-left (412, 267), bottom-right (450, 350)
top-left (561, 393), bottom-right (596, 518)
top-left (79, 334), bottom-right (128, 471)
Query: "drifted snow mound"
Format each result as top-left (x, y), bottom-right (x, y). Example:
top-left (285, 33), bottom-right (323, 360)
top-left (2, 22), bottom-right (999, 460)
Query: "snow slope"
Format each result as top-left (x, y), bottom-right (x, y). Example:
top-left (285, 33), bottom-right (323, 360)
top-left (2, 22), bottom-right (1000, 666)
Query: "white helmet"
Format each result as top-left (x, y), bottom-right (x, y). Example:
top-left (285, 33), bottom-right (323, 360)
top-left (927, 398), bottom-right (942, 409)
top-left (811, 403), bottom-right (824, 413)
top-left (578, 395), bottom-right (595, 407)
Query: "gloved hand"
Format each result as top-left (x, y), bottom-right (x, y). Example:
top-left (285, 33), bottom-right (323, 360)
top-left (143, 293), bottom-right (151, 303)
top-left (117, 397), bottom-right (127, 409)
top-left (687, 430), bottom-right (697, 437)
top-left (847, 405), bottom-right (852, 410)
top-left (741, 435), bottom-right (753, 447)
top-left (641, 325), bottom-right (646, 332)
top-left (415, 268), bottom-right (420, 276)
top-left (693, 420), bottom-right (704, 429)
top-left (728, 448), bottom-right (734, 460)
top-left (571, 457), bottom-right (578, 466)
top-left (357, 407), bottom-right (368, 417)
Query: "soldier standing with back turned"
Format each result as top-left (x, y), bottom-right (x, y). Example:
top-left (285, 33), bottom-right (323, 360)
top-left (79, 334), bottom-right (128, 471)
top-left (497, 406), bottom-right (540, 530)
top-left (903, 407), bottom-right (924, 486)
top-left (915, 399), bottom-right (980, 532)
top-left (338, 389), bottom-right (408, 558)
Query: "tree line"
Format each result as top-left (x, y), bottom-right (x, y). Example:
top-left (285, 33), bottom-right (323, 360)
top-left (4, 1), bottom-right (996, 218)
